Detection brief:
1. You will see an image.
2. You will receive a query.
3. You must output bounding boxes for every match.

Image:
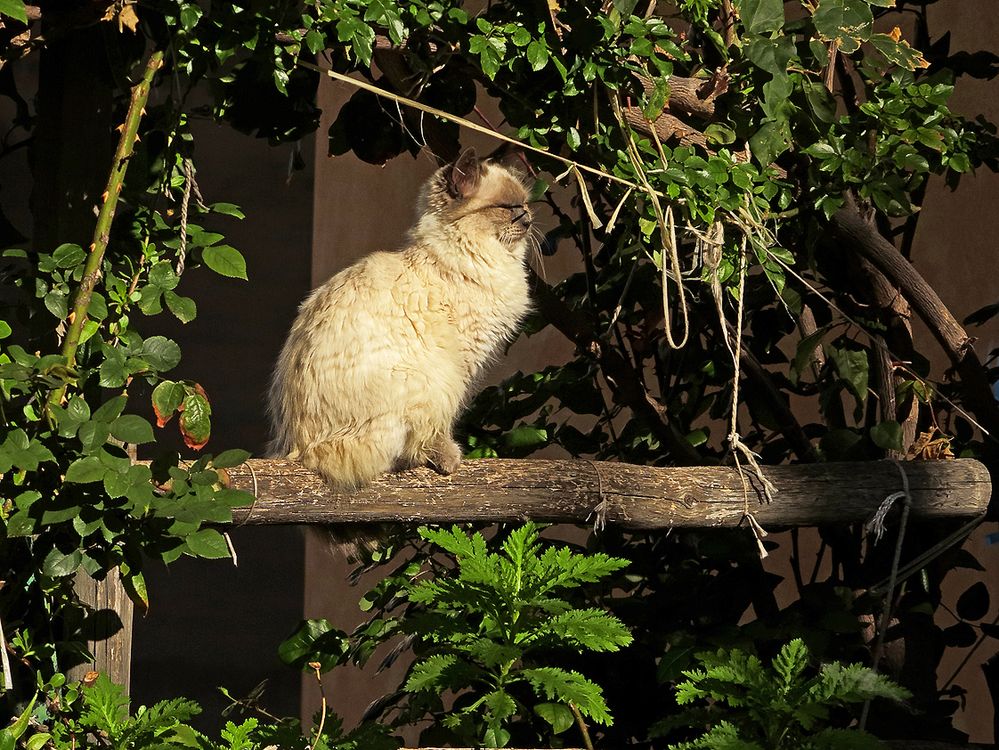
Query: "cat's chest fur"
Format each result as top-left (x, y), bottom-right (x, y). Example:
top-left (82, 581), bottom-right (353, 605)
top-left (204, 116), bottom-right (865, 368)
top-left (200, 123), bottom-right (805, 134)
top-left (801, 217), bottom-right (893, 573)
top-left (410, 240), bottom-right (530, 378)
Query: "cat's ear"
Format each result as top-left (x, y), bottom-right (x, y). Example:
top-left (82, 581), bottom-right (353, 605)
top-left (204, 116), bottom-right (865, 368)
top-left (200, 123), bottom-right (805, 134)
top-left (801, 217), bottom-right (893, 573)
top-left (446, 147), bottom-right (482, 199)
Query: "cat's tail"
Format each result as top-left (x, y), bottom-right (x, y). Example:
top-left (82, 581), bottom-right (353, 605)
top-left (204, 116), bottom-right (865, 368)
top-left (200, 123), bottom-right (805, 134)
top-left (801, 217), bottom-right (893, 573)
top-left (298, 434), bottom-right (402, 561)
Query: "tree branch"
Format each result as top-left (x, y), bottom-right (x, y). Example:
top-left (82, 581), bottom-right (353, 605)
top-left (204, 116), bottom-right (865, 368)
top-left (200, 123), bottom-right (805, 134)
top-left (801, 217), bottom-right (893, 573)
top-left (224, 457), bottom-right (992, 527)
top-left (830, 196), bottom-right (999, 443)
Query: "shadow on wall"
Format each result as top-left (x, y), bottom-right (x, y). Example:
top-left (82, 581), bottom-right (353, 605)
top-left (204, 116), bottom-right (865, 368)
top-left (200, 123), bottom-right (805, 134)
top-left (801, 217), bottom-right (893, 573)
top-left (129, 126), bottom-right (314, 729)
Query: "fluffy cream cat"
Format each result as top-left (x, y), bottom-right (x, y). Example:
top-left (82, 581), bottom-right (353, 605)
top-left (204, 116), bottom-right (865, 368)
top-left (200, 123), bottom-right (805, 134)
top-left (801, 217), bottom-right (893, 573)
top-left (268, 149), bottom-right (532, 520)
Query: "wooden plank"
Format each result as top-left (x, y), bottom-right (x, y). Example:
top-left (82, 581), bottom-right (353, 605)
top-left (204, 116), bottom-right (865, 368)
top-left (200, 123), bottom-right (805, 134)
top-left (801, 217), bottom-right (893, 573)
top-left (226, 458), bottom-right (992, 528)
top-left (68, 567), bottom-right (133, 688)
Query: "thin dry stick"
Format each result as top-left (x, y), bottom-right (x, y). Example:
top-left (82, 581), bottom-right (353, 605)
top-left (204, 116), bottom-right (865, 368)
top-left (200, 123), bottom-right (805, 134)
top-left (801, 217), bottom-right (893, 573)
top-left (308, 663), bottom-right (328, 750)
top-left (296, 59), bottom-right (659, 198)
top-left (48, 49), bottom-right (165, 408)
top-left (0, 609), bottom-right (13, 693)
top-left (860, 460), bottom-right (912, 731)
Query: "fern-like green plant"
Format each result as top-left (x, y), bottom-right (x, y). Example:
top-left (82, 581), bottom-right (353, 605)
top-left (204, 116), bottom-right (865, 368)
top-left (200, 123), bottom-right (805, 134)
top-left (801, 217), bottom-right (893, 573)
top-left (399, 522), bottom-right (632, 748)
top-left (654, 639), bottom-right (911, 749)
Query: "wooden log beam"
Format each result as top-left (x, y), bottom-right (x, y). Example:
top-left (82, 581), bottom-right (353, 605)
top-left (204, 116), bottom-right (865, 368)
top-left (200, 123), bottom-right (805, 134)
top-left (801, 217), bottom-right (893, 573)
top-left (226, 458), bottom-right (991, 528)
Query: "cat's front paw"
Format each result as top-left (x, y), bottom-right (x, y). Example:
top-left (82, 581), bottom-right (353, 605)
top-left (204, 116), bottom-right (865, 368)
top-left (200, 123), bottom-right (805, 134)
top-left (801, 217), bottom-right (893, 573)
top-left (429, 439), bottom-right (463, 476)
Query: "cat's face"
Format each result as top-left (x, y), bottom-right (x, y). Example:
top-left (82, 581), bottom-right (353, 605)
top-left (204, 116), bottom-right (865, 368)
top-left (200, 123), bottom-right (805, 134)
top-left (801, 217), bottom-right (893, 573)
top-left (422, 149), bottom-right (533, 251)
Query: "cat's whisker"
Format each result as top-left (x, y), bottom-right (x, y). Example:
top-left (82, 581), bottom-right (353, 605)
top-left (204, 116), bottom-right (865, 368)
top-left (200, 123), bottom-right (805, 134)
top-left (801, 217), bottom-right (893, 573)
top-left (526, 225), bottom-right (548, 281)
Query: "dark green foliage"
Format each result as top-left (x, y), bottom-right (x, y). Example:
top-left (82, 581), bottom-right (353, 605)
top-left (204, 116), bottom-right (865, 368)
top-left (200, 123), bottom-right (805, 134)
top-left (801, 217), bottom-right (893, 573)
top-left (281, 523), bottom-right (631, 747)
top-left (655, 639), bottom-right (910, 749)
top-left (8, 673), bottom-right (399, 750)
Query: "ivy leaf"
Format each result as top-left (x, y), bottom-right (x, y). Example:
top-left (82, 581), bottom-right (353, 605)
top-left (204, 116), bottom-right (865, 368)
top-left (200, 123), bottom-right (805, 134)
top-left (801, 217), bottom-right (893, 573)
top-left (202, 244), bottom-right (248, 280)
top-left (179, 392), bottom-right (212, 450)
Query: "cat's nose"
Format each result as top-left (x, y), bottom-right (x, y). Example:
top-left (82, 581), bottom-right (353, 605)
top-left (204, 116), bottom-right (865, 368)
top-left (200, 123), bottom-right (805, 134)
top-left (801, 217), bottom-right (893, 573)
top-left (517, 205), bottom-right (532, 229)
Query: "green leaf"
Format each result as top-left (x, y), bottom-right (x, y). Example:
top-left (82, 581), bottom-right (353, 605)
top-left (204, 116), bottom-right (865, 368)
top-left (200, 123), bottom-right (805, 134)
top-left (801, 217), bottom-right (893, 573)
top-left (0, 0), bottom-right (28, 24)
top-left (521, 667), bottom-right (612, 725)
top-left (213, 448), bottom-right (251, 468)
top-left (148, 261), bottom-right (180, 290)
top-left (42, 547), bottom-right (83, 577)
top-left (811, 0), bottom-right (873, 54)
top-left (93, 395), bottom-right (127, 423)
top-left (802, 80), bottom-right (837, 123)
top-left (535, 703), bottom-right (574, 734)
top-left (736, 0), bottom-right (784, 34)
top-left (184, 528), bottom-right (231, 559)
top-left (0, 320), bottom-right (10, 339)
top-left (527, 40), bottom-right (549, 71)
top-left (869, 33), bottom-right (929, 71)
top-left (209, 202), bottom-right (245, 219)
top-left (503, 426), bottom-right (548, 449)
top-left (202, 244), bottom-right (248, 280)
top-left (152, 380), bottom-right (186, 426)
top-left (870, 421), bottom-right (903, 452)
top-left (78, 421), bottom-right (110, 453)
top-left (65, 456), bottom-right (107, 483)
top-left (278, 619), bottom-right (349, 672)
top-left (164, 290), bottom-right (197, 323)
top-left (44, 290), bottom-right (68, 319)
top-left (52, 243), bottom-right (86, 268)
top-left (179, 392), bottom-right (211, 450)
top-left (179, 3), bottom-right (202, 29)
top-left (827, 344), bottom-right (869, 404)
top-left (110, 414), bottom-right (155, 444)
top-left (141, 336), bottom-right (182, 371)
top-left (405, 654), bottom-right (460, 692)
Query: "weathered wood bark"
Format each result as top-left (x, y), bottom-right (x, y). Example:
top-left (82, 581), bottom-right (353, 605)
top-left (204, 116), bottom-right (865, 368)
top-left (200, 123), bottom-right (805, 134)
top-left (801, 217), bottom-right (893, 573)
top-left (226, 458), bottom-right (991, 527)
top-left (68, 568), bottom-right (133, 689)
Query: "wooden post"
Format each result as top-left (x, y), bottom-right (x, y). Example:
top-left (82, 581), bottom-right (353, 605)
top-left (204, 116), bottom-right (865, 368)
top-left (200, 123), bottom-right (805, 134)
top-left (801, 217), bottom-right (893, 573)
top-left (68, 568), bottom-right (133, 689)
